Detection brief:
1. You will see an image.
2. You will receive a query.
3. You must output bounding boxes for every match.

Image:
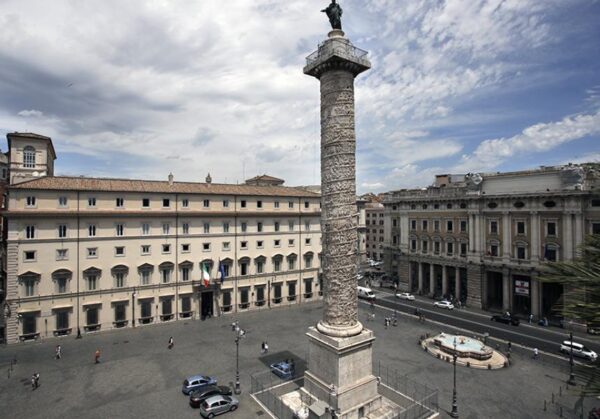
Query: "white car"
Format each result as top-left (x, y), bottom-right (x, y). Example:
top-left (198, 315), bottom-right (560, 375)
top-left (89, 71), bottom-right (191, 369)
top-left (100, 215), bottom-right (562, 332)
top-left (433, 300), bottom-right (454, 310)
top-left (560, 340), bottom-right (598, 361)
top-left (395, 292), bottom-right (415, 301)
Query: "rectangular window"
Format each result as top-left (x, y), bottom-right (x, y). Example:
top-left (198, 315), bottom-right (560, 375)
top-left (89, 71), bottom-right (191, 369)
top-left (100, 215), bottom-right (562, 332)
top-left (203, 243), bottom-right (210, 251)
top-left (88, 225), bottom-right (96, 237)
top-left (274, 221), bottom-right (280, 232)
top-left (87, 275), bottom-right (97, 291)
top-left (274, 239), bottom-right (281, 247)
top-left (56, 277), bottom-right (68, 294)
top-left (274, 259), bottom-right (281, 272)
top-left (25, 225), bottom-right (35, 239)
top-left (447, 242), bottom-right (454, 255)
top-left (87, 247), bottom-right (98, 258)
top-left (240, 241), bottom-right (248, 249)
top-left (182, 243), bottom-right (190, 252)
top-left (116, 224), bottom-right (124, 236)
top-left (182, 198), bottom-right (189, 208)
top-left (410, 220), bottom-right (416, 230)
top-left (460, 220), bottom-right (467, 233)
top-left (240, 262), bottom-right (248, 276)
top-left (142, 198), bottom-right (150, 208)
top-left (274, 284), bottom-right (282, 302)
top-left (422, 220), bottom-right (428, 231)
top-left (142, 223), bottom-right (150, 235)
top-left (115, 246), bottom-right (125, 256)
top-left (140, 301), bottom-right (152, 318)
top-left (257, 200), bottom-right (262, 208)
top-left (58, 196), bottom-right (68, 207)
top-left (240, 288), bottom-right (249, 307)
top-left (162, 299), bottom-right (172, 319)
top-left (288, 201), bottom-right (294, 209)
top-left (26, 196), bottom-right (36, 207)
top-left (517, 221), bottom-right (526, 235)
top-left (256, 261), bottom-right (264, 274)
top-left (181, 296), bottom-right (191, 313)
top-left (288, 239), bottom-right (295, 247)
top-left (141, 245), bottom-right (151, 255)
top-left (305, 221), bottom-right (310, 231)
top-left (58, 224), bottom-right (67, 238)
top-left (241, 222), bottom-right (247, 233)
top-left (490, 244), bottom-right (499, 257)
top-left (257, 222), bottom-right (263, 232)
top-left (222, 242), bottom-right (230, 251)
top-left (287, 282), bottom-right (296, 300)
top-left (203, 199), bottom-right (210, 208)
top-left (305, 255), bottom-right (313, 268)
top-left (490, 220), bottom-right (498, 234)
top-left (434, 220), bottom-right (440, 231)
top-left (447, 220), bottom-right (454, 232)
top-left (288, 258), bottom-right (295, 270)
top-left (162, 198), bottom-right (170, 208)
top-left (223, 199), bottom-right (229, 208)
top-left (304, 201), bottom-right (309, 209)
top-left (411, 239), bottom-right (417, 251)
top-left (545, 246), bottom-right (557, 261)
top-left (163, 223), bottom-right (170, 235)
top-left (162, 244), bottom-right (171, 253)
top-left (140, 271), bottom-right (151, 285)
top-left (223, 222), bottom-right (229, 233)
top-left (88, 197), bottom-right (96, 207)
top-left (56, 249), bottom-right (68, 260)
top-left (161, 270), bottom-right (171, 283)
top-left (23, 279), bottom-right (35, 297)
top-left (422, 241), bottom-right (428, 253)
top-left (547, 222), bottom-right (557, 236)
top-left (182, 223), bottom-right (189, 235)
top-left (460, 242), bottom-right (467, 256)
top-left (115, 272), bottom-right (125, 288)
top-left (24, 250), bottom-right (36, 261)
top-left (241, 200), bottom-right (247, 208)
top-left (254, 239), bottom-right (264, 249)
top-left (181, 267), bottom-right (190, 281)
top-left (203, 223), bottom-right (210, 234)
top-left (116, 197), bottom-right (124, 208)
top-left (517, 246), bottom-right (526, 260)
top-left (274, 201), bottom-right (280, 209)
top-left (289, 221), bottom-right (294, 231)
top-left (305, 237), bottom-right (312, 246)
top-left (114, 304), bottom-right (126, 323)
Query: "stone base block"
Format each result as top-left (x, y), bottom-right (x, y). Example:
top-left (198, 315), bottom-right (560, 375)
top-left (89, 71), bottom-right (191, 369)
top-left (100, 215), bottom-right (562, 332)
top-left (303, 326), bottom-right (381, 418)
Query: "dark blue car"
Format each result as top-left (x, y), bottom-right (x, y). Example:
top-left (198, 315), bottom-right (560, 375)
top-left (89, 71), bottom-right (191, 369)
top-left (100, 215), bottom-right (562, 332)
top-left (182, 375), bottom-right (217, 395)
top-left (270, 361), bottom-right (294, 379)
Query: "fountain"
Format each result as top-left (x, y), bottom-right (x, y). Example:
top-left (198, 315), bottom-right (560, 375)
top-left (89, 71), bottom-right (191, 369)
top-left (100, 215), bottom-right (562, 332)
top-left (422, 333), bottom-right (508, 369)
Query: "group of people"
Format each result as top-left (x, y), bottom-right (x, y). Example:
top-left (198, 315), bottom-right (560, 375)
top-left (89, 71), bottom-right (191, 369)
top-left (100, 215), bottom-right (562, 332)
top-left (384, 316), bottom-right (397, 328)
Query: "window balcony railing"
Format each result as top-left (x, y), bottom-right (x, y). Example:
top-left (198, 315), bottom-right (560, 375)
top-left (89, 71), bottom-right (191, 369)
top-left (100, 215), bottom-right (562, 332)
top-left (19, 332), bottom-right (39, 342)
top-left (139, 316), bottom-right (153, 325)
top-left (113, 320), bottom-right (128, 328)
top-left (53, 327), bottom-right (72, 337)
top-left (84, 324), bottom-right (101, 332)
top-left (222, 305), bottom-right (232, 313)
top-left (160, 314), bottom-right (174, 321)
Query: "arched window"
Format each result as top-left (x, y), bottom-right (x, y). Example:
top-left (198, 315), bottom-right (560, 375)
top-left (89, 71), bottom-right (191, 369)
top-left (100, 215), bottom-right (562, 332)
top-left (23, 146), bottom-right (36, 168)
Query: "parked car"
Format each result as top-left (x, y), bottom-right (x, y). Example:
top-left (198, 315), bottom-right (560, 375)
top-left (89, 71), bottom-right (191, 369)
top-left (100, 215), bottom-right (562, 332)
top-left (491, 314), bottom-right (520, 326)
top-left (433, 300), bottom-right (454, 310)
top-left (560, 340), bottom-right (598, 361)
top-left (182, 375), bottom-right (217, 395)
top-left (190, 385), bottom-right (232, 408)
top-left (199, 394), bottom-right (239, 418)
top-left (270, 361), bottom-right (295, 379)
top-left (395, 292), bottom-right (415, 301)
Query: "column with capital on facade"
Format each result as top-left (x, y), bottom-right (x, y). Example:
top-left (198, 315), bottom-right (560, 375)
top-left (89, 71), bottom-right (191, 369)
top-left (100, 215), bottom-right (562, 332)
top-left (530, 273), bottom-right (540, 318)
top-left (563, 213), bottom-right (574, 260)
top-left (502, 268), bottom-right (510, 312)
top-left (455, 266), bottom-right (461, 301)
top-left (429, 264), bottom-right (435, 297)
top-left (418, 262), bottom-right (424, 294)
top-left (442, 265), bottom-right (448, 297)
top-left (531, 212), bottom-right (540, 261)
top-left (502, 212), bottom-right (511, 261)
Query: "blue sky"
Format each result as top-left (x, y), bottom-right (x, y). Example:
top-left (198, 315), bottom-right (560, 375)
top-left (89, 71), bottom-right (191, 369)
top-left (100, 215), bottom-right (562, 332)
top-left (0, 0), bottom-right (598, 193)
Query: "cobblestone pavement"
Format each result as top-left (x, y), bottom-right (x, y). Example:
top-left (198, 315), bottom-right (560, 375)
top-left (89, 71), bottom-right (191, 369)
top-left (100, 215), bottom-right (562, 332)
top-left (0, 301), bottom-right (594, 418)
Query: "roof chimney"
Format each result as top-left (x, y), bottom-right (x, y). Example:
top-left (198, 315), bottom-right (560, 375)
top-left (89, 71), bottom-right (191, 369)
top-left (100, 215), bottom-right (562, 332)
top-left (205, 173), bottom-right (212, 184)
top-left (168, 172), bottom-right (174, 186)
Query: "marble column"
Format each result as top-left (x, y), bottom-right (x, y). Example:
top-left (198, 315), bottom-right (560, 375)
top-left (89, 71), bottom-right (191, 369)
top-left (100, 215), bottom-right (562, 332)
top-left (531, 212), bottom-right (540, 261)
top-left (455, 266), bottom-right (461, 300)
top-left (441, 265), bottom-right (448, 297)
top-left (563, 213), bottom-right (573, 260)
top-left (502, 212), bottom-right (511, 261)
top-left (429, 264), bottom-right (435, 296)
top-left (418, 262), bottom-right (424, 294)
top-left (530, 273), bottom-right (540, 318)
top-left (502, 268), bottom-right (510, 312)
top-left (574, 212), bottom-right (584, 252)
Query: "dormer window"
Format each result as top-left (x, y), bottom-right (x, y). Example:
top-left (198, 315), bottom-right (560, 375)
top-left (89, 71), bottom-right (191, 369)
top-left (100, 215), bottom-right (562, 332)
top-left (23, 146), bottom-right (36, 168)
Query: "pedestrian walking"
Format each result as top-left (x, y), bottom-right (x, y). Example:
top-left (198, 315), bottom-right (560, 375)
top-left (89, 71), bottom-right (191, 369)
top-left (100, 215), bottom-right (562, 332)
top-left (261, 342), bottom-right (265, 354)
top-left (393, 318), bottom-right (398, 327)
top-left (168, 336), bottom-right (174, 350)
top-left (529, 314), bottom-right (533, 324)
top-left (507, 341), bottom-right (512, 352)
top-left (55, 345), bottom-right (62, 360)
top-left (533, 348), bottom-right (538, 359)
top-left (31, 372), bottom-right (40, 389)
top-left (264, 341), bottom-right (269, 354)
top-left (94, 349), bottom-right (101, 364)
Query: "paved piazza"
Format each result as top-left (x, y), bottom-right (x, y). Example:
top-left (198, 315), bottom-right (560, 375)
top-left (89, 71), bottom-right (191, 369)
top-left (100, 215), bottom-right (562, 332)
top-left (0, 302), bottom-right (575, 418)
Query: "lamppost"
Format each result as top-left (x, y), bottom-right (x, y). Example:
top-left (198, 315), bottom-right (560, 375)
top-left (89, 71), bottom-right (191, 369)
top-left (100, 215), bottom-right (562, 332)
top-left (132, 289), bottom-right (136, 328)
top-left (450, 337), bottom-right (459, 418)
top-left (232, 321), bottom-right (245, 394)
top-left (568, 331), bottom-right (576, 385)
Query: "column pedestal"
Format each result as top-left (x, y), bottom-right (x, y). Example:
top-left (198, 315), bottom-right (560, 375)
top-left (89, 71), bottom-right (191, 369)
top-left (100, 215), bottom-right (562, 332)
top-left (305, 327), bottom-right (381, 418)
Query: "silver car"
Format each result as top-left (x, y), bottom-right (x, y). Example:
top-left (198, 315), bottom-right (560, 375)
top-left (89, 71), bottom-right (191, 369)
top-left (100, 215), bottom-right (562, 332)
top-left (199, 394), bottom-right (239, 418)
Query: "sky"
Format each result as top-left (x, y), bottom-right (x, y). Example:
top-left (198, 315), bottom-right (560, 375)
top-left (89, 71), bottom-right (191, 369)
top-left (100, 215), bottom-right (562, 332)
top-left (0, 0), bottom-right (599, 194)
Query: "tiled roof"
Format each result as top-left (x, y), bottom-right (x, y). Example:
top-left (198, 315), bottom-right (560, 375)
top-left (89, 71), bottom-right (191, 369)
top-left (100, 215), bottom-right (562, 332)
top-left (245, 174), bottom-right (284, 183)
top-left (10, 176), bottom-right (320, 197)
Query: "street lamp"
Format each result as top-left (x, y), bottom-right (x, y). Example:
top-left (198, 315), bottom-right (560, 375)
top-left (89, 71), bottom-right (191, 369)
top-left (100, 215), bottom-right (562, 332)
top-left (231, 321), bottom-right (245, 394)
top-left (568, 331), bottom-right (576, 385)
top-left (450, 337), bottom-right (459, 418)
top-left (132, 289), bottom-right (136, 328)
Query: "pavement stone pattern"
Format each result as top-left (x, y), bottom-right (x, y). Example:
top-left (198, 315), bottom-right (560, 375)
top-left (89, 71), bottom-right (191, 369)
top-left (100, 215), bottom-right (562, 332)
top-left (0, 301), bottom-right (590, 418)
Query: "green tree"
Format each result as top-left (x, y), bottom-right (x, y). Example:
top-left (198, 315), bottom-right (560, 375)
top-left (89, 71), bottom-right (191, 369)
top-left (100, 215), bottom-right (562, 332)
top-left (540, 234), bottom-right (600, 396)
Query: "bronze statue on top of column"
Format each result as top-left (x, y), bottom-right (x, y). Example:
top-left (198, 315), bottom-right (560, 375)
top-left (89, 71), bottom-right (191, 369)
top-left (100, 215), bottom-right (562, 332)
top-left (321, 0), bottom-right (343, 30)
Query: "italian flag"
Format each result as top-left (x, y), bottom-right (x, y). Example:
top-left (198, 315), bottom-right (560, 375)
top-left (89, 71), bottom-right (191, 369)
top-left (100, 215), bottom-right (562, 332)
top-left (201, 263), bottom-right (210, 287)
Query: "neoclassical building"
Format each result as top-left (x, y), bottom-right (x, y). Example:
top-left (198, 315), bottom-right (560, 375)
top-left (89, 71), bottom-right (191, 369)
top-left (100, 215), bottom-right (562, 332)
top-left (1, 133), bottom-right (322, 344)
top-left (383, 165), bottom-right (600, 321)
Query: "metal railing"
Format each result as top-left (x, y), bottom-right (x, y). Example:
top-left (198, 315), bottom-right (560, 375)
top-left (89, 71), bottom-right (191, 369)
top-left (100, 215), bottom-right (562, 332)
top-left (306, 41), bottom-right (369, 67)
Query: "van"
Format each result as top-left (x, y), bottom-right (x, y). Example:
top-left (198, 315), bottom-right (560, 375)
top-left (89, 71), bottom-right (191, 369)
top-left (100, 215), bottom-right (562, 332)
top-left (357, 286), bottom-right (376, 300)
top-left (560, 340), bottom-right (598, 361)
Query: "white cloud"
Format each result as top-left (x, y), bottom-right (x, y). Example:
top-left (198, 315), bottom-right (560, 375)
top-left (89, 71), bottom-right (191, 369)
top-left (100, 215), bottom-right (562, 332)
top-left (456, 110), bottom-right (600, 172)
top-left (17, 109), bottom-right (43, 117)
